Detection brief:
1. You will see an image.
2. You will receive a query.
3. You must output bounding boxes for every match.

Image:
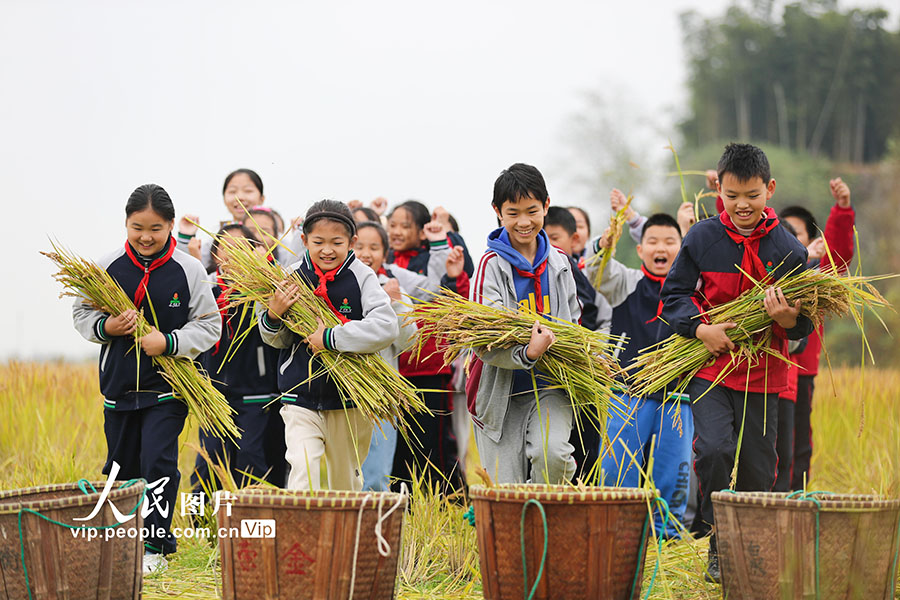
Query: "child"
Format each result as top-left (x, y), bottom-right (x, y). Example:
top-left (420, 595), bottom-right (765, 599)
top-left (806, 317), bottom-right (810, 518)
top-left (72, 184), bottom-right (220, 573)
top-left (353, 221), bottom-right (420, 491)
top-left (177, 169), bottom-right (267, 270)
top-left (586, 212), bottom-right (693, 538)
top-left (566, 206), bottom-right (591, 258)
top-left (191, 223), bottom-right (287, 493)
top-left (610, 188), bottom-right (697, 243)
top-left (387, 200), bottom-right (472, 492)
top-left (543, 206), bottom-right (602, 480)
top-left (661, 143), bottom-right (814, 582)
top-left (258, 200), bottom-right (399, 491)
top-left (779, 178), bottom-right (855, 490)
top-left (470, 163), bottom-right (581, 485)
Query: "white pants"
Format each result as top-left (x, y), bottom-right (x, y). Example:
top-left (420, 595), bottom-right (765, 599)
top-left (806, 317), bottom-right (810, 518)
top-left (474, 388), bottom-right (575, 485)
top-left (281, 405), bottom-right (374, 491)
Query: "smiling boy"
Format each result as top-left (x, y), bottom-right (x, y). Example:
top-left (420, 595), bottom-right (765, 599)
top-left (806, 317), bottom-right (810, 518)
top-left (661, 143), bottom-right (814, 582)
top-left (468, 163), bottom-right (581, 484)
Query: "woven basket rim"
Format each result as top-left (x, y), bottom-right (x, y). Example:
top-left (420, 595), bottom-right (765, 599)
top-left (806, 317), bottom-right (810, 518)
top-left (711, 490), bottom-right (900, 511)
top-left (230, 488), bottom-right (408, 509)
top-left (469, 484), bottom-right (655, 503)
top-left (0, 480), bottom-right (146, 516)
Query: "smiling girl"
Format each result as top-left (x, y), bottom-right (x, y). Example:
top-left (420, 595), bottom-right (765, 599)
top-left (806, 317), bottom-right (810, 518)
top-left (73, 184), bottom-right (220, 574)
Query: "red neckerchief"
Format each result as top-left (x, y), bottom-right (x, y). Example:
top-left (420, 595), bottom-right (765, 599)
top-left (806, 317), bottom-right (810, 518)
top-left (641, 264), bottom-right (667, 324)
top-left (391, 247), bottom-right (421, 270)
top-left (720, 207), bottom-right (780, 292)
top-left (376, 265), bottom-right (388, 276)
top-left (124, 236), bottom-right (176, 308)
top-left (213, 271), bottom-right (233, 355)
top-left (513, 257), bottom-right (549, 314)
top-left (311, 258), bottom-right (350, 324)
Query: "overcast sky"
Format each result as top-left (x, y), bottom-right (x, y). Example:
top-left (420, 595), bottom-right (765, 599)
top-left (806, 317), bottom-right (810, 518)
top-left (2, 1), bottom-right (895, 360)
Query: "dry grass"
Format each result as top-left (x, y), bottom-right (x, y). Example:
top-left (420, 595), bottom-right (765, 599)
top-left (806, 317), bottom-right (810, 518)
top-left (0, 362), bottom-right (896, 598)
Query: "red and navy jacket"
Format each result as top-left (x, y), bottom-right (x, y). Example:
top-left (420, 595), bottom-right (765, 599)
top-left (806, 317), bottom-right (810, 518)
top-left (568, 254), bottom-right (599, 331)
top-left (200, 276), bottom-right (280, 404)
top-left (661, 209), bottom-right (815, 393)
top-left (257, 251), bottom-right (398, 412)
top-left (389, 231), bottom-right (475, 378)
top-left (72, 238), bottom-right (221, 411)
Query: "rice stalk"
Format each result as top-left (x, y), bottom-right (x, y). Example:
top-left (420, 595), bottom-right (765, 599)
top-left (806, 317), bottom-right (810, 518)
top-left (42, 242), bottom-right (239, 443)
top-left (217, 237), bottom-right (428, 431)
top-left (587, 193), bottom-right (632, 289)
top-left (628, 262), bottom-right (895, 398)
top-left (407, 292), bottom-right (630, 429)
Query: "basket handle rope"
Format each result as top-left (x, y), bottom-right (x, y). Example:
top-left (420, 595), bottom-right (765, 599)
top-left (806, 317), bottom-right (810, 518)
top-left (628, 495), bottom-right (672, 600)
top-left (17, 479), bottom-right (147, 600)
top-left (520, 498), bottom-right (548, 600)
top-left (348, 483), bottom-right (409, 600)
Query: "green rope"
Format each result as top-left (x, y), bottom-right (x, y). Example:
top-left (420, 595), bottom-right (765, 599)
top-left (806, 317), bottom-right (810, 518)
top-left (17, 479), bottom-right (146, 600)
top-left (628, 496), bottom-right (673, 600)
top-left (519, 498), bottom-right (548, 600)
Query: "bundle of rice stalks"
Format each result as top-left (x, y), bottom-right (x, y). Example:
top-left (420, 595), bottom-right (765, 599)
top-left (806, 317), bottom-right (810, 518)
top-left (587, 193), bottom-right (632, 289)
top-left (218, 237), bottom-right (427, 430)
top-left (408, 292), bottom-right (629, 422)
top-left (628, 263), bottom-right (894, 398)
top-left (42, 242), bottom-right (239, 443)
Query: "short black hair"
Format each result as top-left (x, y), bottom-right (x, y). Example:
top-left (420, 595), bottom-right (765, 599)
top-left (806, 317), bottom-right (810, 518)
top-left (447, 213), bottom-right (460, 233)
top-left (779, 206), bottom-right (818, 240)
top-left (388, 200), bottom-right (430, 232)
top-left (492, 163), bottom-right (548, 210)
top-left (302, 199), bottom-right (356, 237)
top-left (717, 143), bottom-right (771, 185)
top-left (780, 220), bottom-right (797, 238)
top-left (544, 206), bottom-right (577, 236)
top-left (567, 206), bottom-right (591, 235)
top-left (356, 220), bottom-right (389, 252)
top-left (353, 206), bottom-right (380, 223)
top-left (246, 206), bottom-right (281, 237)
top-left (641, 213), bottom-right (682, 241)
top-left (222, 168), bottom-right (263, 196)
top-left (211, 222), bottom-right (259, 263)
top-left (125, 184), bottom-right (175, 221)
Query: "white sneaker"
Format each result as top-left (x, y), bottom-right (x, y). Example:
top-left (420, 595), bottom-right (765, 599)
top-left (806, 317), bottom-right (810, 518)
top-left (143, 552), bottom-right (168, 575)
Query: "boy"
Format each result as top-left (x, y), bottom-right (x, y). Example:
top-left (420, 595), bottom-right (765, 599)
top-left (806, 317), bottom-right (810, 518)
top-left (469, 163), bottom-right (581, 484)
top-left (545, 206), bottom-right (602, 480)
top-left (779, 178), bottom-right (855, 490)
top-left (661, 143), bottom-right (814, 582)
top-left (585, 212), bottom-right (692, 538)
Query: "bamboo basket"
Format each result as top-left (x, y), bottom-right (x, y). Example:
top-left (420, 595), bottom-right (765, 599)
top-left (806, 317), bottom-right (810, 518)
top-left (218, 488), bottom-right (407, 600)
top-left (0, 481), bottom-right (145, 600)
top-left (470, 484), bottom-right (655, 600)
top-left (712, 491), bottom-right (900, 600)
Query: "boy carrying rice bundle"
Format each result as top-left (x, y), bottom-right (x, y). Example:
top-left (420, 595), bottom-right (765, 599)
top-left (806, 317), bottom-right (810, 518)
top-left (657, 143), bottom-right (815, 583)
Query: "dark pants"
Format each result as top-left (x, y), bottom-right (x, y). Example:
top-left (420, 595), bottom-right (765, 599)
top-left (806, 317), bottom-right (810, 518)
top-left (192, 399), bottom-right (287, 491)
top-left (774, 397), bottom-right (795, 492)
top-left (391, 374), bottom-right (462, 494)
top-left (569, 407), bottom-right (602, 483)
top-left (689, 378), bottom-right (778, 546)
top-left (103, 401), bottom-right (187, 555)
top-left (791, 375), bottom-right (815, 490)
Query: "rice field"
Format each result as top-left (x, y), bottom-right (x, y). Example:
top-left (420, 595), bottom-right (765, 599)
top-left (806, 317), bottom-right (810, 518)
top-left (0, 361), bottom-right (897, 599)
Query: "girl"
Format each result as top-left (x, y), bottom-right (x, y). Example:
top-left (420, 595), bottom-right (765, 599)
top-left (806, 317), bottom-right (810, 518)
top-left (191, 223), bottom-right (287, 493)
top-left (73, 184), bottom-right (220, 574)
top-left (386, 200), bottom-right (473, 492)
top-left (258, 200), bottom-right (399, 491)
top-left (354, 221), bottom-right (420, 491)
top-left (244, 206), bottom-right (295, 264)
top-left (176, 168), bottom-right (267, 271)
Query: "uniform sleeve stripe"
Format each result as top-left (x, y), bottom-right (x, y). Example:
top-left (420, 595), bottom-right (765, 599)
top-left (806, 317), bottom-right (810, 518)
top-left (474, 252), bottom-right (496, 304)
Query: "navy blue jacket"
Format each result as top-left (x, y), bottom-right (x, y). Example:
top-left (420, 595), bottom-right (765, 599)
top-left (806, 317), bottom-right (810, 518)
top-left (258, 251), bottom-right (399, 411)
top-left (568, 255), bottom-right (599, 331)
top-left (73, 240), bottom-right (220, 411)
top-left (661, 210), bottom-right (814, 393)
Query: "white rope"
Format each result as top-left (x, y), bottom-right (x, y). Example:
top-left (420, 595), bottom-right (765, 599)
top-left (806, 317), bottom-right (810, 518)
top-left (346, 484), bottom-right (409, 599)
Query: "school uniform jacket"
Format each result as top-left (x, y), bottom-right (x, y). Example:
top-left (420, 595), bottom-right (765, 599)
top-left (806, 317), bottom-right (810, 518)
top-left (583, 249), bottom-right (682, 403)
top-left (661, 210), bottom-right (814, 393)
top-left (257, 251), bottom-right (399, 412)
top-left (468, 245), bottom-right (582, 443)
top-left (202, 278), bottom-right (281, 404)
top-left (72, 239), bottom-right (221, 411)
top-left (377, 271), bottom-right (419, 369)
